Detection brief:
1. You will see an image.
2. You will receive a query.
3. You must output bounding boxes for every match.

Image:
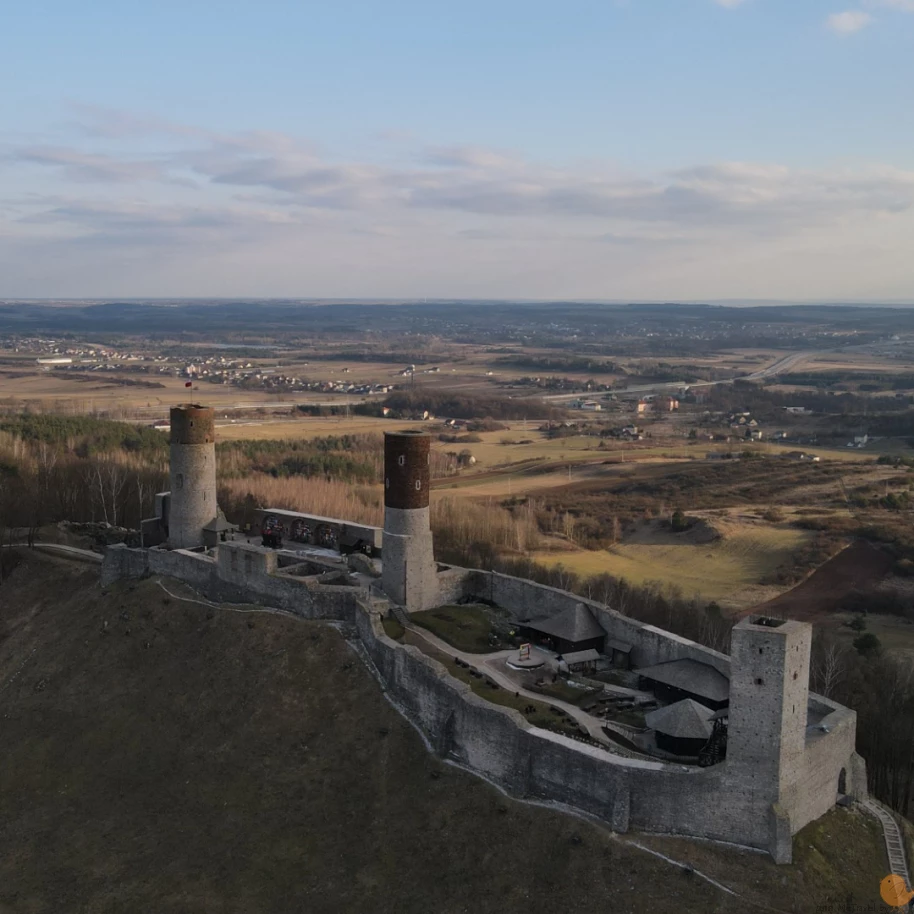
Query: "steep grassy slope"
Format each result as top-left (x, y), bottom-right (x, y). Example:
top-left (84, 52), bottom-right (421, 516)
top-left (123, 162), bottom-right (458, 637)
top-left (0, 552), bottom-right (900, 913)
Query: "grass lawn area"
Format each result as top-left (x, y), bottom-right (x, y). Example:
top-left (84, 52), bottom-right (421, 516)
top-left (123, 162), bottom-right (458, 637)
top-left (609, 709), bottom-right (647, 729)
top-left (532, 524), bottom-right (812, 606)
top-left (529, 679), bottom-right (602, 707)
top-left (381, 616), bottom-right (405, 641)
top-left (441, 658), bottom-right (588, 740)
top-left (400, 630), bottom-right (589, 741)
top-left (411, 604), bottom-right (507, 653)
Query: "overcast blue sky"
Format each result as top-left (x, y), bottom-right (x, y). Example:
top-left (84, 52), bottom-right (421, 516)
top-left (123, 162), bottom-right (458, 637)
top-left (2, 0), bottom-right (913, 300)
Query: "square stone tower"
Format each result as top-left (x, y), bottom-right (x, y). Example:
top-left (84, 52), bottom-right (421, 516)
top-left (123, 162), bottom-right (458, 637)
top-left (380, 430), bottom-right (438, 612)
top-left (726, 615), bottom-right (812, 861)
top-left (728, 615), bottom-right (811, 786)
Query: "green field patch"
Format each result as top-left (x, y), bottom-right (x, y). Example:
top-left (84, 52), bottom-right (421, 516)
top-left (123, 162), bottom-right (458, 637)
top-left (532, 524), bottom-right (813, 606)
top-left (381, 616), bottom-right (406, 641)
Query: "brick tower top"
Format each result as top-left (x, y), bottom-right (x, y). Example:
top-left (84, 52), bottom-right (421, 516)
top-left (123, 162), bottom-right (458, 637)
top-left (384, 430), bottom-right (430, 510)
top-left (170, 405), bottom-right (215, 446)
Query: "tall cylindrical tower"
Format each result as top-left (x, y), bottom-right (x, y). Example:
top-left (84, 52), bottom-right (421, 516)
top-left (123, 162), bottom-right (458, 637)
top-left (168, 404), bottom-right (217, 549)
top-left (381, 430), bottom-right (437, 611)
top-left (384, 429), bottom-right (431, 534)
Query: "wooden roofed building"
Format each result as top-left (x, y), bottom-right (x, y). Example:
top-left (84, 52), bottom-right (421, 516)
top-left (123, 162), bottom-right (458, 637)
top-left (634, 658), bottom-right (730, 711)
top-left (519, 603), bottom-right (607, 656)
top-left (645, 698), bottom-right (715, 757)
top-left (557, 648), bottom-right (601, 674)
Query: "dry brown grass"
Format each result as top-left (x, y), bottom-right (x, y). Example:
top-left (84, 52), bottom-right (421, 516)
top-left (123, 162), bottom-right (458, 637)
top-left (215, 417), bottom-right (430, 441)
top-left (532, 520), bottom-right (815, 610)
top-left (217, 473), bottom-right (542, 553)
top-left (220, 473), bottom-right (384, 525)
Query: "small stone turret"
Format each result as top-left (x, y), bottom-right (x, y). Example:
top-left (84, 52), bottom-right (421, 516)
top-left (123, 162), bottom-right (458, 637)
top-left (381, 430), bottom-right (438, 612)
top-left (168, 404), bottom-right (217, 549)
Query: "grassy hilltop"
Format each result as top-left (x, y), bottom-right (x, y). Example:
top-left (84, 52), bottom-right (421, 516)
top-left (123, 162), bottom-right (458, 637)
top-left (0, 551), bottom-right (901, 914)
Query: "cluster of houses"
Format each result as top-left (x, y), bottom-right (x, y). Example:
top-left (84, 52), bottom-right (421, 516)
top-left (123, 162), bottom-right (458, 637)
top-left (20, 338), bottom-right (127, 362)
top-left (381, 406), bottom-right (433, 421)
top-left (634, 395), bottom-right (680, 415)
top-left (397, 364), bottom-right (441, 377)
top-left (182, 360), bottom-right (394, 397)
top-left (725, 411), bottom-right (765, 441)
top-left (569, 399), bottom-right (604, 411)
top-left (30, 340), bottom-right (147, 369)
top-left (608, 424), bottom-right (644, 441)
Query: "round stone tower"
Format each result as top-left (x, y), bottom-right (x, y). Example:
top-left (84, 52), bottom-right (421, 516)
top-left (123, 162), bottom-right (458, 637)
top-left (381, 430), bottom-right (437, 611)
top-left (168, 404), bottom-right (217, 549)
top-left (384, 429), bottom-right (431, 532)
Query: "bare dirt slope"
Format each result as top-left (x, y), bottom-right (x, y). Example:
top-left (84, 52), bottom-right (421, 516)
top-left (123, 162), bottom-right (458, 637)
top-left (745, 540), bottom-right (894, 621)
top-left (0, 551), bottom-right (897, 914)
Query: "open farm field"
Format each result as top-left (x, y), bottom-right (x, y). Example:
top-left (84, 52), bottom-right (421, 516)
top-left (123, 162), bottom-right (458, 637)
top-left (214, 416), bottom-right (430, 440)
top-left (531, 520), bottom-right (814, 608)
top-left (746, 541), bottom-right (896, 621)
top-left (0, 370), bottom-right (334, 414)
top-left (831, 612), bottom-right (914, 663)
top-left (552, 455), bottom-right (898, 517)
top-left (801, 351), bottom-right (914, 373)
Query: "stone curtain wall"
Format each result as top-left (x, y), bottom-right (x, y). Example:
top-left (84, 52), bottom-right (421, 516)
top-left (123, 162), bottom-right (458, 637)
top-left (102, 544), bottom-right (361, 620)
top-left (101, 546), bottom-right (865, 861)
top-left (782, 703), bottom-right (865, 833)
top-left (457, 568), bottom-right (732, 673)
top-left (352, 601), bottom-right (796, 852)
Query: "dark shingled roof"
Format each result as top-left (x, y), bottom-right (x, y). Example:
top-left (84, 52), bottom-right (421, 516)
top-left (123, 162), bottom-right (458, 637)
top-left (645, 699), bottom-right (715, 740)
top-left (522, 603), bottom-right (606, 645)
top-left (559, 648), bottom-right (602, 666)
top-left (635, 659), bottom-right (730, 703)
top-left (203, 512), bottom-right (236, 533)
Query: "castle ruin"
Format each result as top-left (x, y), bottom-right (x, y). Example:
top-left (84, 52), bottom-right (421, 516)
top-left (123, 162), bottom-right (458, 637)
top-left (104, 408), bottom-right (868, 863)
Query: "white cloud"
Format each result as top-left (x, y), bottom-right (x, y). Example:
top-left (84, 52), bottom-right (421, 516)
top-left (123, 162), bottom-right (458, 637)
top-left (3, 106), bottom-right (914, 299)
top-left (5, 145), bottom-right (185, 185)
top-left (7, 117), bottom-right (914, 233)
top-left (714, 0), bottom-right (747, 7)
top-left (827, 10), bottom-right (873, 32)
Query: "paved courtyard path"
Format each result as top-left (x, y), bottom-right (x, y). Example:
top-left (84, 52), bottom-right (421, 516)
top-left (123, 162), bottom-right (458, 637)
top-left (401, 619), bottom-right (667, 763)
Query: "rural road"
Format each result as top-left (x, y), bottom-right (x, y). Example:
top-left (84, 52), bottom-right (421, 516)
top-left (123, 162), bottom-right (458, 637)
top-left (541, 349), bottom-right (816, 404)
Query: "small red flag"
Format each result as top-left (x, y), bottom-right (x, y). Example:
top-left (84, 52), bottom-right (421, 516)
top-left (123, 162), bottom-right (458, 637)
top-left (185, 381), bottom-right (193, 388)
